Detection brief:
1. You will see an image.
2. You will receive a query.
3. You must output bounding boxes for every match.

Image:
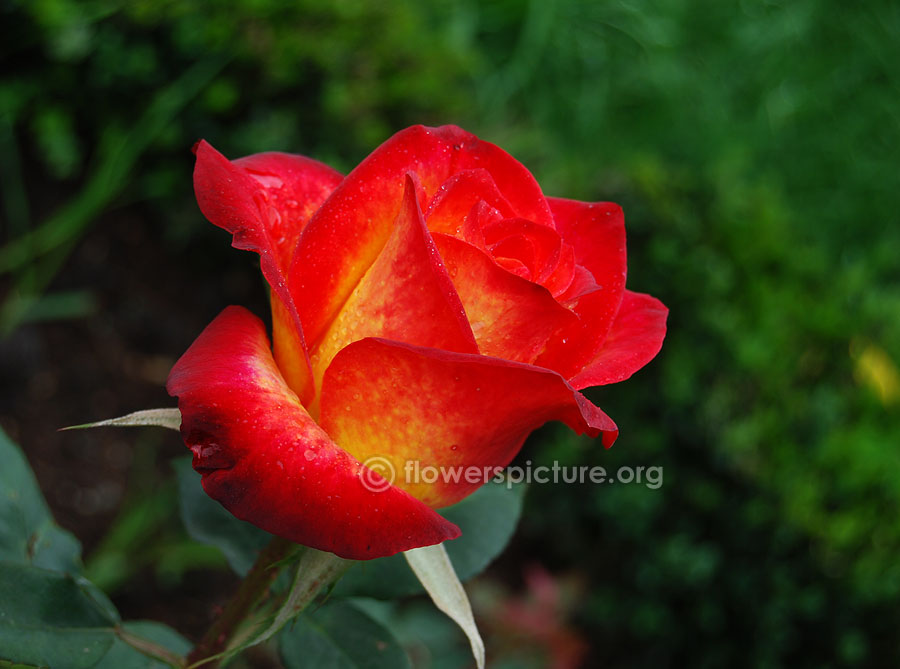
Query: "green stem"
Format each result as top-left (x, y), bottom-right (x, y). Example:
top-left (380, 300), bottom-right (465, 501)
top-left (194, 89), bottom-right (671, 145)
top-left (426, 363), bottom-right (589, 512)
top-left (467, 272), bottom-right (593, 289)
top-left (247, 547), bottom-right (353, 648)
top-left (117, 627), bottom-right (187, 668)
top-left (187, 536), bottom-right (296, 667)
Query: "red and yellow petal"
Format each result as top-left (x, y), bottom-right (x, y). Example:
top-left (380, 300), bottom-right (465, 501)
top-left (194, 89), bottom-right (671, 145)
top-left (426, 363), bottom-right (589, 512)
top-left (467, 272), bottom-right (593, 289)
top-left (193, 141), bottom-right (342, 404)
top-left (569, 290), bottom-right (668, 389)
top-left (320, 338), bottom-right (617, 509)
top-left (536, 198), bottom-right (627, 378)
top-left (166, 306), bottom-right (460, 560)
top-left (290, 125), bottom-right (554, 349)
top-left (309, 176), bottom-right (477, 402)
top-left (433, 233), bottom-right (576, 363)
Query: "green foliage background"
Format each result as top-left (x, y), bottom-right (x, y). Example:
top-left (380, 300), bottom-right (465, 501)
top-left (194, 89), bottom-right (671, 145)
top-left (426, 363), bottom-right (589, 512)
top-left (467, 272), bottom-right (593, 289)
top-left (2, 0), bottom-right (899, 666)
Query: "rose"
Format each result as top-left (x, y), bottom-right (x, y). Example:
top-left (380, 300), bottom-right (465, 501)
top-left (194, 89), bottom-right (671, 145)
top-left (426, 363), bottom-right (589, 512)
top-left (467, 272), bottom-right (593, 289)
top-left (167, 125), bottom-right (667, 560)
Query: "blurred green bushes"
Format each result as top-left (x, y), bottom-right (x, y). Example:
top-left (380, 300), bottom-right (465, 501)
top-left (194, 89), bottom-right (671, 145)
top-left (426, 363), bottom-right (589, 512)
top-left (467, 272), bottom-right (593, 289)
top-left (480, 0), bottom-right (900, 665)
top-left (0, 0), bottom-right (476, 329)
top-left (3, 0), bottom-right (899, 666)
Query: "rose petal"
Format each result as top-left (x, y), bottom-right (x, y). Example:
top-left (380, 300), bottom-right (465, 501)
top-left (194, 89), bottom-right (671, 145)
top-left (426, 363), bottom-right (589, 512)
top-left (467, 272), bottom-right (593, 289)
top-left (459, 200), bottom-right (499, 250)
top-left (167, 306), bottom-right (460, 560)
top-left (290, 125), bottom-right (554, 349)
top-left (556, 264), bottom-right (599, 305)
top-left (569, 290), bottom-right (668, 389)
top-left (424, 169), bottom-right (516, 237)
top-left (489, 234), bottom-right (536, 276)
top-left (494, 256), bottom-right (532, 280)
top-left (542, 241), bottom-right (578, 298)
top-left (309, 176), bottom-right (477, 400)
top-left (483, 218), bottom-right (564, 285)
top-left (321, 338), bottom-right (617, 508)
top-left (433, 233), bottom-right (577, 364)
top-left (232, 150), bottom-right (344, 271)
top-left (193, 141), bottom-right (342, 405)
top-left (535, 198), bottom-right (627, 378)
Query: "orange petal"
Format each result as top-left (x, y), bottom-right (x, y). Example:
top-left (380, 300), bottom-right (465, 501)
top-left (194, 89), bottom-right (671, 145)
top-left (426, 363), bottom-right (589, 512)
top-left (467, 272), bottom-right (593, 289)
top-left (309, 176), bottom-right (477, 401)
top-left (433, 233), bottom-right (576, 364)
top-left (320, 338), bottom-right (617, 508)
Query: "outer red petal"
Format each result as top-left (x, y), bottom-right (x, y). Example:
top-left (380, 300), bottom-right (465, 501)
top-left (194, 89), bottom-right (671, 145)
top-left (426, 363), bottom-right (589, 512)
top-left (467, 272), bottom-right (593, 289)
top-left (320, 338), bottom-right (617, 509)
top-left (290, 125), bottom-right (553, 349)
top-left (166, 306), bottom-right (460, 560)
top-left (193, 141), bottom-right (342, 288)
top-left (433, 233), bottom-right (577, 364)
top-left (535, 198), bottom-right (627, 378)
top-left (309, 176), bottom-right (477, 399)
top-left (569, 290), bottom-right (668, 389)
top-left (231, 151), bottom-right (344, 272)
top-left (193, 141), bottom-right (342, 405)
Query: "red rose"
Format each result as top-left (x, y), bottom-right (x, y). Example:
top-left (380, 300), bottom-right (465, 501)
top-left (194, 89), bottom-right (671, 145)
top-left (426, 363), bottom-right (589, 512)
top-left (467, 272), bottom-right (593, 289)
top-left (167, 125), bottom-right (667, 560)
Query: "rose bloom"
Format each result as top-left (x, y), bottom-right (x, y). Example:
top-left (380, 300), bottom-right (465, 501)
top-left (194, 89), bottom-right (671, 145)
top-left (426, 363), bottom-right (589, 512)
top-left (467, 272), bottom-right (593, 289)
top-left (167, 125), bottom-right (667, 560)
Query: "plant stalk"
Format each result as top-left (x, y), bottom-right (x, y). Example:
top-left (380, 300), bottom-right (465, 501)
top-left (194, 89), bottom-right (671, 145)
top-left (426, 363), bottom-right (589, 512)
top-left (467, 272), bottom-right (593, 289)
top-left (187, 535), bottom-right (296, 667)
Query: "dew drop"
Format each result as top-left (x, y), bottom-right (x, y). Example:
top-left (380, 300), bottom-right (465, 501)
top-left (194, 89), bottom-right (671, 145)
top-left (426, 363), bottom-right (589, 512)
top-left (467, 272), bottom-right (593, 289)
top-left (304, 449), bottom-right (317, 461)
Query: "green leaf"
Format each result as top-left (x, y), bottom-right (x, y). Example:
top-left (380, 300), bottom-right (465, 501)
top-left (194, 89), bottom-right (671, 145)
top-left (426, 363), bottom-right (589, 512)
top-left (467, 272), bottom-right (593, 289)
top-left (173, 456), bottom-right (271, 575)
top-left (0, 426), bottom-right (82, 572)
top-left (334, 482), bottom-right (524, 599)
top-left (0, 564), bottom-right (118, 668)
top-left (0, 565), bottom-right (189, 668)
top-left (95, 621), bottom-right (191, 669)
top-left (279, 600), bottom-right (411, 669)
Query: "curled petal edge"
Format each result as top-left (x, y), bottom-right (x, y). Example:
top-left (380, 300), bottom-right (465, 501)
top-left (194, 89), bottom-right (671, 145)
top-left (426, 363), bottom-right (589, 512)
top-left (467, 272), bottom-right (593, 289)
top-left (166, 306), bottom-right (460, 560)
top-left (570, 290), bottom-right (669, 389)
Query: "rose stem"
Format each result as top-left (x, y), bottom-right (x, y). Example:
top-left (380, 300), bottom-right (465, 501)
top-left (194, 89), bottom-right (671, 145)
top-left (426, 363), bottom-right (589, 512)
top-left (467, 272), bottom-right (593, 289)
top-left (187, 535), bottom-right (296, 667)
